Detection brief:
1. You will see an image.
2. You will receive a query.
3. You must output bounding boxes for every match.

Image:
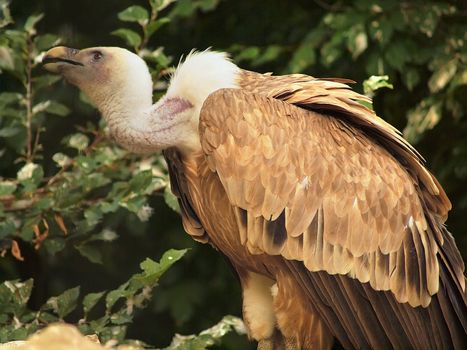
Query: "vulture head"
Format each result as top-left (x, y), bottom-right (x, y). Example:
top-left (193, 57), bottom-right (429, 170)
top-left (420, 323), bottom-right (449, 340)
top-left (43, 46), bottom-right (239, 153)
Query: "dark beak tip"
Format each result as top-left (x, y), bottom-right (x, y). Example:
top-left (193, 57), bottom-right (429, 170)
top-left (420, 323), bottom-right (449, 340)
top-left (41, 55), bottom-right (54, 65)
top-left (41, 55), bottom-right (84, 67)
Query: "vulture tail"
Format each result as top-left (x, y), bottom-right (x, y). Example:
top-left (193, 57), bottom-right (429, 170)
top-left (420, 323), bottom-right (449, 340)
top-left (286, 260), bottom-right (467, 349)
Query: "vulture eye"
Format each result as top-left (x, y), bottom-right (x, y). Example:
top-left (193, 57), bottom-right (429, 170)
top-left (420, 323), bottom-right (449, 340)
top-left (92, 51), bottom-right (103, 61)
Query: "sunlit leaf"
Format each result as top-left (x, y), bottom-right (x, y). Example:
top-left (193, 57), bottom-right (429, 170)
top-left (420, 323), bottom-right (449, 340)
top-left (68, 133), bottom-right (89, 150)
top-left (0, 279), bottom-right (34, 307)
top-left (84, 208), bottom-right (102, 227)
top-left (0, 180), bottom-right (16, 195)
top-left (136, 249), bottom-right (187, 285)
top-left (17, 162), bottom-right (40, 181)
top-left (0, 0), bottom-right (13, 28)
top-left (52, 152), bottom-right (71, 167)
top-left (150, 0), bottom-right (175, 12)
top-left (0, 46), bottom-right (15, 71)
top-left (404, 100), bottom-right (442, 143)
top-left (24, 13), bottom-right (44, 34)
top-left (105, 282), bottom-right (130, 311)
top-left (111, 28), bottom-right (142, 49)
top-left (90, 228), bottom-right (118, 242)
top-left (428, 59), bottom-right (457, 93)
top-left (117, 5), bottom-right (149, 24)
top-left (43, 286), bottom-right (80, 319)
top-left (363, 75), bottom-right (393, 97)
top-left (163, 315), bottom-right (245, 350)
top-left (83, 291), bottom-right (106, 315)
top-left (346, 24), bottom-right (367, 59)
top-left (164, 186), bottom-right (180, 213)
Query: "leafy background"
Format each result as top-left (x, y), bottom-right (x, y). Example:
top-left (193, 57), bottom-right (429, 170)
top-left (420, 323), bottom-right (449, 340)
top-left (0, 0), bottom-right (465, 349)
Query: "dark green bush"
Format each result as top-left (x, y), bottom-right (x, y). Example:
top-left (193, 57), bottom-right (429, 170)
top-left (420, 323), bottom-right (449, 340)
top-left (1, 0), bottom-right (465, 348)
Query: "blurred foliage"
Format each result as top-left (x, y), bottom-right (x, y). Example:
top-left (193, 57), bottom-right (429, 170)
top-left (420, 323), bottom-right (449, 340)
top-left (0, 0), bottom-right (466, 349)
top-left (0, 249), bottom-right (188, 345)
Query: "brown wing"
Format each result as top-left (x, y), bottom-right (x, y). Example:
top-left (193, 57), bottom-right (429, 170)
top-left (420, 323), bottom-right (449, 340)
top-left (163, 148), bottom-right (208, 243)
top-left (237, 70), bottom-right (452, 221)
top-left (199, 87), bottom-right (465, 311)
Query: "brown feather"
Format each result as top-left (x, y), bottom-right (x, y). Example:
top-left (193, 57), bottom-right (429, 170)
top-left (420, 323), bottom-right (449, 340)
top-left (165, 69), bottom-right (466, 348)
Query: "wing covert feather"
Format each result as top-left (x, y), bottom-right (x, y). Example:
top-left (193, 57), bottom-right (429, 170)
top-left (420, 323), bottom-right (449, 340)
top-left (199, 88), bottom-right (464, 308)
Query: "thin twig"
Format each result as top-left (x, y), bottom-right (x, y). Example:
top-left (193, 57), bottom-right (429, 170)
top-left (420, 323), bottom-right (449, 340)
top-left (31, 125), bottom-right (42, 160)
top-left (138, 7), bottom-right (158, 53)
top-left (25, 33), bottom-right (34, 162)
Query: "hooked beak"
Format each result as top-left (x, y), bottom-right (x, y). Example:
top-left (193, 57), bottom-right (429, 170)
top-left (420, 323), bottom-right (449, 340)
top-left (42, 46), bottom-right (84, 73)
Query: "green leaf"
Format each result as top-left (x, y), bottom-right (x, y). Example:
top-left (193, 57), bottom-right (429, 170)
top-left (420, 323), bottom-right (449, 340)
top-left (24, 13), bottom-right (44, 34)
top-left (164, 186), bottom-right (180, 213)
top-left (137, 249), bottom-right (187, 285)
top-left (44, 101), bottom-right (70, 116)
top-left (0, 279), bottom-right (34, 307)
top-left (363, 75), bottom-right (393, 97)
top-left (198, 0), bottom-right (219, 11)
top-left (234, 46), bottom-right (259, 63)
top-left (428, 59), bottom-right (457, 93)
top-left (146, 17), bottom-right (170, 37)
top-left (83, 291), bottom-right (106, 315)
top-left (110, 308), bottom-right (133, 325)
top-left (118, 5), bottom-right (149, 24)
top-left (129, 170), bottom-right (153, 192)
top-left (52, 152), bottom-right (71, 167)
top-left (43, 286), bottom-right (80, 319)
top-left (368, 18), bottom-right (394, 46)
top-left (84, 208), bottom-right (102, 228)
top-left (356, 99), bottom-right (373, 110)
top-left (252, 45), bottom-right (282, 67)
top-left (34, 33), bottom-right (61, 51)
top-left (0, 92), bottom-right (21, 107)
top-left (143, 48), bottom-right (171, 67)
top-left (150, 0), bottom-right (175, 11)
top-left (34, 74), bottom-right (62, 91)
top-left (320, 32), bottom-right (345, 67)
top-left (111, 29), bottom-right (142, 49)
top-left (404, 100), bottom-right (443, 143)
top-left (68, 133), bottom-right (89, 150)
top-left (76, 244), bottom-right (103, 264)
top-left (89, 228), bottom-right (118, 242)
top-left (17, 163), bottom-right (43, 192)
top-left (43, 237), bottom-right (66, 255)
top-left (402, 68), bottom-right (420, 91)
top-left (124, 195), bottom-right (146, 214)
top-left (346, 24), bottom-right (368, 59)
top-left (288, 44), bottom-right (316, 73)
top-left (0, 46), bottom-right (15, 71)
top-left (0, 219), bottom-right (16, 239)
top-left (0, 180), bottom-right (16, 195)
top-left (384, 40), bottom-right (412, 71)
top-left (0, 0), bottom-right (13, 28)
top-left (163, 315), bottom-right (245, 350)
top-left (0, 126), bottom-right (21, 137)
top-left (105, 282), bottom-right (130, 311)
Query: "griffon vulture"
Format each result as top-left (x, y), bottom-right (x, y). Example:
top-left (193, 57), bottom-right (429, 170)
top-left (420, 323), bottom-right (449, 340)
top-left (43, 46), bottom-right (467, 349)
